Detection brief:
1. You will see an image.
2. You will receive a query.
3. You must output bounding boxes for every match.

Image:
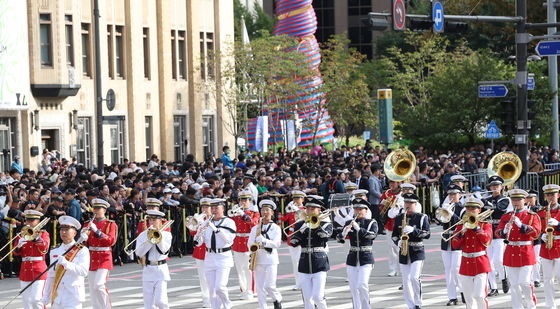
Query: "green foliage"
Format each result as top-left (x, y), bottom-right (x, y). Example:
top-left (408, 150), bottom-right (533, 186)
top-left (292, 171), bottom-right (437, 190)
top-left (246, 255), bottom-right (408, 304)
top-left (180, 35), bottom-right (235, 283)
top-left (234, 0), bottom-right (274, 42)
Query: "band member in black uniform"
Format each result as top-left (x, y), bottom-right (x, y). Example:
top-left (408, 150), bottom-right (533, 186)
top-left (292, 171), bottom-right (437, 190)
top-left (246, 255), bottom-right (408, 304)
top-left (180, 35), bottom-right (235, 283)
top-left (392, 193), bottom-right (430, 309)
top-left (482, 175), bottom-right (511, 296)
top-left (336, 198), bottom-right (378, 309)
top-left (436, 184), bottom-right (465, 306)
top-left (289, 197), bottom-right (333, 309)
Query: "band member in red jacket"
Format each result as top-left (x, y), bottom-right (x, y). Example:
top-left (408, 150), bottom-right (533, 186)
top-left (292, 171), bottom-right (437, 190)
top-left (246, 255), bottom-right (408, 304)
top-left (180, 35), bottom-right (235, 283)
top-left (452, 197), bottom-right (492, 309)
top-left (279, 190), bottom-right (306, 290)
top-left (13, 210), bottom-right (50, 309)
top-left (190, 197), bottom-right (212, 308)
top-left (231, 190), bottom-right (260, 299)
top-left (495, 189), bottom-right (541, 309)
top-left (381, 180), bottom-right (403, 277)
top-left (538, 184), bottom-right (560, 308)
top-left (83, 198), bottom-right (117, 309)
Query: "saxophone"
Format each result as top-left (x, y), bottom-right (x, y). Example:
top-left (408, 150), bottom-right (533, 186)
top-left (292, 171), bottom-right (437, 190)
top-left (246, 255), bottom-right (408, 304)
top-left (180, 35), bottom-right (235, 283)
top-left (546, 206), bottom-right (554, 249)
top-left (248, 218), bottom-right (263, 271)
top-left (400, 212), bottom-right (409, 256)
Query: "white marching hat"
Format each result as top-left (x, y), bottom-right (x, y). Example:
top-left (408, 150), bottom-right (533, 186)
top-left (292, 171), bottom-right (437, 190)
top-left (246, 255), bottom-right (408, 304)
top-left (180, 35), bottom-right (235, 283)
top-left (58, 215), bottom-right (81, 229)
top-left (146, 209), bottom-right (165, 218)
top-left (259, 199), bottom-right (277, 211)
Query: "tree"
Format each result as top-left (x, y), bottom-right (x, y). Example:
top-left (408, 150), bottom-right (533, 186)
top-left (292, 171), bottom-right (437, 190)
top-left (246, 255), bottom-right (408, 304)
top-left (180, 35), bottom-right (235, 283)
top-left (234, 0), bottom-right (274, 42)
top-left (320, 34), bottom-right (374, 145)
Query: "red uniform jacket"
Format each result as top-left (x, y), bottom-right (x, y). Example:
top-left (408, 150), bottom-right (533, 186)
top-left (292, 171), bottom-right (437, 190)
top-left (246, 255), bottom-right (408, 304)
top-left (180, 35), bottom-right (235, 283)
top-left (136, 219), bottom-right (171, 235)
top-left (381, 190), bottom-right (400, 231)
top-left (495, 208), bottom-right (541, 267)
top-left (232, 210), bottom-right (260, 252)
top-left (452, 222), bottom-right (492, 276)
top-left (13, 230), bottom-right (50, 281)
top-left (190, 230), bottom-right (206, 260)
top-left (83, 219), bottom-right (117, 271)
top-left (537, 206), bottom-right (560, 260)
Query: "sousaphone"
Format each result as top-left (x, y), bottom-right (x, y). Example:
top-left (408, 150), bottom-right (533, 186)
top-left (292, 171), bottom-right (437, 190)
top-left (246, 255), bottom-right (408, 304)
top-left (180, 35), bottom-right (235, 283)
top-left (384, 148), bottom-right (417, 182)
top-left (487, 151), bottom-right (522, 187)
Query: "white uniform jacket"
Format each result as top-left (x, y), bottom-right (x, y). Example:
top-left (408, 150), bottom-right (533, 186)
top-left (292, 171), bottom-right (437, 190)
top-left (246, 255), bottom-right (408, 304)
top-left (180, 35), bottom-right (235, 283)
top-left (200, 217), bottom-right (236, 269)
top-left (135, 229), bottom-right (172, 282)
top-left (43, 241), bottom-right (90, 308)
top-left (247, 222), bottom-right (281, 265)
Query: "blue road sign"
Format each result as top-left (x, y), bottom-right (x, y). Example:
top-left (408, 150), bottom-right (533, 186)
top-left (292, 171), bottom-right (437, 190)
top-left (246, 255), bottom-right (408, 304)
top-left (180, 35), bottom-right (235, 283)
top-left (536, 40), bottom-right (560, 56)
top-left (485, 120), bottom-right (502, 139)
top-left (432, 1), bottom-right (444, 33)
top-left (478, 85), bottom-right (508, 98)
top-left (528, 74), bottom-right (535, 91)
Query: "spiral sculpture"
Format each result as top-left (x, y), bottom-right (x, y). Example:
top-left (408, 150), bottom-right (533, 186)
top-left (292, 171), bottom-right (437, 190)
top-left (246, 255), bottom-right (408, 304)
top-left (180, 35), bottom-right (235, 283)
top-left (247, 0), bottom-right (335, 149)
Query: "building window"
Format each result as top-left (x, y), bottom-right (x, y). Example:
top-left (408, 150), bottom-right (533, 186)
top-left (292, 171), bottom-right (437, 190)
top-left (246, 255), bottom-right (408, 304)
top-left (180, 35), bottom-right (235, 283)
top-left (107, 25), bottom-right (114, 78)
top-left (348, 0), bottom-right (371, 16)
top-left (173, 115), bottom-right (187, 161)
top-left (81, 23), bottom-right (91, 77)
top-left (39, 13), bottom-right (53, 66)
top-left (171, 30), bottom-right (177, 79)
top-left (145, 116), bottom-right (153, 159)
top-left (178, 30), bottom-right (186, 80)
top-left (115, 25), bottom-right (124, 78)
top-left (76, 117), bottom-right (92, 168)
top-left (200, 32), bottom-right (214, 80)
top-left (0, 118), bottom-right (17, 173)
top-left (348, 26), bottom-right (372, 58)
top-left (313, 0), bottom-right (335, 42)
top-left (202, 115), bottom-right (215, 158)
top-left (65, 15), bottom-right (74, 66)
top-left (143, 27), bottom-right (150, 79)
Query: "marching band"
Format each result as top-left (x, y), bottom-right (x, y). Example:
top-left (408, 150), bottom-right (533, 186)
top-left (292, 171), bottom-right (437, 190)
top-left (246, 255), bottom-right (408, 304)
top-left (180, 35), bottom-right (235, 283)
top-left (5, 150), bottom-right (560, 309)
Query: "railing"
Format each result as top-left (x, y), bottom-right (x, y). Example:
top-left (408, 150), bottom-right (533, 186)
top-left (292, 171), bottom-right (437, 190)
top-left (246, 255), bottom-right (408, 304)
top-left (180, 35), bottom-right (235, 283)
top-left (545, 163), bottom-right (560, 171)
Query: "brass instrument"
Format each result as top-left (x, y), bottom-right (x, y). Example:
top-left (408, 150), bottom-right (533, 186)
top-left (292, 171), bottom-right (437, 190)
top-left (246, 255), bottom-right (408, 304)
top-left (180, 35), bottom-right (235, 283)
top-left (442, 209), bottom-right (494, 242)
top-left (400, 212), bottom-right (409, 256)
top-left (384, 149), bottom-right (417, 182)
top-left (227, 205), bottom-right (245, 217)
top-left (307, 212), bottom-right (332, 229)
top-left (282, 209), bottom-right (307, 236)
top-left (185, 213), bottom-right (207, 232)
top-left (435, 204), bottom-right (455, 223)
top-left (546, 206), bottom-right (554, 249)
top-left (249, 219), bottom-right (263, 271)
top-left (193, 215), bottom-right (214, 245)
top-left (124, 220), bottom-right (174, 256)
top-left (487, 151), bottom-right (522, 188)
top-left (0, 218), bottom-right (50, 263)
top-left (380, 196), bottom-right (398, 216)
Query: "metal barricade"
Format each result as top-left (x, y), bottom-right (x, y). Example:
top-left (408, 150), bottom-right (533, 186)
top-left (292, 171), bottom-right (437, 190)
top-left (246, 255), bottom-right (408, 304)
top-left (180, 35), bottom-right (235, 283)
top-left (461, 172), bottom-right (488, 191)
top-left (516, 172), bottom-right (540, 192)
top-left (545, 163), bottom-right (560, 171)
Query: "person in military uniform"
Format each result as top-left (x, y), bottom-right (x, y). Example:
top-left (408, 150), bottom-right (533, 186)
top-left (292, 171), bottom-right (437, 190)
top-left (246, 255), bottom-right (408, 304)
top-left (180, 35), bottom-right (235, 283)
top-left (527, 189), bottom-right (542, 288)
top-left (381, 180), bottom-right (404, 277)
top-left (42, 216), bottom-right (90, 309)
top-left (442, 175), bottom-right (468, 205)
top-left (134, 209), bottom-right (172, 309)
top-left (231, 190), bottom-right (260, 300)
top-left (280, 190), bottom-right (306, 290)
top-left (248, 199), bottom-right (283, 309)
top-left (451, 197), bottom-right (492, 309)
top-left (289, 197), bottom-right (333, 309)
top-left (482, 175), bottom-right (511, 296)
top-left (82, 198), bottom-right (117, 309)
top-left (496, 189), bottom-right (541, 309)
top-left (538, 184), bottom-right (560, 309)
top-left (191, 198), bottom-right (212, 308)
top-left (337, 198), bottom-right (378, 309)
top-left (392, 193), bottom-right (430, 309)
top-left (13, 210), bottom-right (50, 309)
top-left (437, 184), bottom-right (465, 306)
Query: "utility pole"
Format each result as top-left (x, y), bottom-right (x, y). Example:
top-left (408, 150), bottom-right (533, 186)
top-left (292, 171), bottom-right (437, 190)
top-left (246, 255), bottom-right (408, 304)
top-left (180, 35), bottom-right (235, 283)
top-left (93, 0), bottom-right (104, 175)
top-left (516, 0), bottom-right (529, 171)
top-left (548, 0), bottom-right (559, 150)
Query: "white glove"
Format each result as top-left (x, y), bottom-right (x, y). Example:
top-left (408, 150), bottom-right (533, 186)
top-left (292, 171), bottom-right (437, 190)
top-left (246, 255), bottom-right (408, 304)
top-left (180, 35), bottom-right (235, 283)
top-left (299, 223), bottom-right (308, 233)
top-left (513, 217), bottom-right (522, 228)
top-left (403, 225), bottom-right (414, 234)
top-left (387, 207), bottom-right (400, 219)
top-left (208, 221), bottom-right (217, 232)
top-left (17, 239), bottom-right (27, 248)
top-left (78, 232), bottom-right (89, 243)
top-left (541, 233), bottom-right (548, 242)
top-left (255, 236), bottom-right (264, 243)
top-left (89, 222), bottom-right (98, 232)
top-left (397, 240), bottom-right (402, 248)
top-left (58, 255), bottom-right (68, 267)
top-left (352, 221), bottom-right (360, 231)
top-left (548, 218), bottom-right (559, 227)
top-left (503, 223), bottom-right (512, 234)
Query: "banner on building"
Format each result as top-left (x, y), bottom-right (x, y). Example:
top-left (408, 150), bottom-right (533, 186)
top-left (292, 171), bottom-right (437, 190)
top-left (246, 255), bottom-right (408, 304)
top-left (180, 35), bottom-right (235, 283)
top-left (0, 0), bottom-right (30, 110)
top-left (255, 116), bottom-right (269, 152)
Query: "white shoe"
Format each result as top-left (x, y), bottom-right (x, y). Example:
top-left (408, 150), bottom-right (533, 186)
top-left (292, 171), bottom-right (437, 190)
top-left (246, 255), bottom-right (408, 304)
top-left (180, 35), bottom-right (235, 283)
top-left (240, 292), bottom-right (253, 300)
top-left (202, 301), bottom-right (211, 308)
top-left (387, 271), bottom-right (397, 277)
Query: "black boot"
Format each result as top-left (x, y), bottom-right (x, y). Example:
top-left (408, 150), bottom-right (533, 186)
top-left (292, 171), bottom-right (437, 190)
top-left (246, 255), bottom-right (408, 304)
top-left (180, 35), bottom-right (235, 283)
top-left (502, 279), bottom-right (509, 294)
top-left (534, 281), bottom-right (541, 287)
top-left (398, 285), bottom-right (403, 290)
top-left (488, 289), bottom-right (499, 297)
top-left (414, 306), bottom-right (421, 309)
top-left (446, 299), bottom-right (458, 306)
top-left (273, 300), bottom-right (282, 309)
top-left (460, 293), bottom-right (465, 304)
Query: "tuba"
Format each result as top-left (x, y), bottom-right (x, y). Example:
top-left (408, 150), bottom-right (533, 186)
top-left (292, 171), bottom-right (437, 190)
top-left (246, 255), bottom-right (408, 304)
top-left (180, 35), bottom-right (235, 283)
top-left (487, 151), bottom-right (522, 187)
top-left (384, 149), bottom-right (417, 182)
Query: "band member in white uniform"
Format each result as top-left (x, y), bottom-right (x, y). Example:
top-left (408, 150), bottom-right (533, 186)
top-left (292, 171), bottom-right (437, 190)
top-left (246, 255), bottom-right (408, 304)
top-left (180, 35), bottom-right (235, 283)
top-left (281, 190), bottom-right (306, 290)
top-left (191, 198), bottom-right (212, 307)
top-left (134, 210), bottom-right (172, 309)
top-left (42, 216), bottom-right (90, 309)
top-left (198, 198), bottom-right (237, 309)
top-left (248, 199), bottom-right (283, 309)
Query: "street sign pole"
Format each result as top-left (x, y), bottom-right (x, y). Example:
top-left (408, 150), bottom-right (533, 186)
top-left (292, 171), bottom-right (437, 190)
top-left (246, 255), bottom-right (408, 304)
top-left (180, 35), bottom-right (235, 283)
top-left (516, 0), bottom-right (529, 172)
top-left (94, 0), bottom-right (104, 175)
top-left (548, 0), bottom-right (559, 150)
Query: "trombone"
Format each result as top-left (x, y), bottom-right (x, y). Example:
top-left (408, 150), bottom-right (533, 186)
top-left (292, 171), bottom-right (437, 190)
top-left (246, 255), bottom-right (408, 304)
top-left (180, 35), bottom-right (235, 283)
top-left (282, 209), bottom-right (307, 236)
top-left (124, 220), bottom-right (174, 256)
top-left (0, 218), bottom-right (50, 263)
top-left (442, 209), bottom-right (494, 242)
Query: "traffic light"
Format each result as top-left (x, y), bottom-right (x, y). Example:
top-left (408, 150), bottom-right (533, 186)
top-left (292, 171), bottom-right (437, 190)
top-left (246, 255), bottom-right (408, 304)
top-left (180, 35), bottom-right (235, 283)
top-left (408, 19), bottom-right (433, 31)
top-left (527, 99), bottom-right (536, 121)
top-left (500, 100), bottom-right (516, 134)
top-left (444, 22), bottom-right (469, 33)
top-left (361, 17), bottom-right (389, 31)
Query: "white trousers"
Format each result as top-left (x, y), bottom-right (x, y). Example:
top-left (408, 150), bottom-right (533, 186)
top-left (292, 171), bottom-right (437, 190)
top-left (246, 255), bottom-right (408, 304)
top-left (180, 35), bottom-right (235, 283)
top-left (288, 246), bottom-right (301, 287)
top-left (347, 264), bottom-right (373, 309)
top-left (205, 267), bottom-right (232, 309)
top-left (487, 239), bottom-right (505, 289)
top-left (505, 265), bottom-right (536, 309)
top-left (142, 280), bottom-right (169, 309)
top-left (386, 232), bottom-right (398, 274)
top-left (441, 250), bottom-right (462, 299)
top-left (255, 264), bottom-right (282, 309)
top-left (20, 280), bottom-right (45, 309)
top-left (233, 251), bottom-right (253, 294)
top-left (89, 269), bottom-right (111, 309)
top-left (196, 259), bottom-right (210, 305)
top-left (400, 260), bottom-right (423, 309)
top-left (458, 273), bottom-right (488, 309)
top-left (299, 271), bottom-right (327, 309)
top-left (532, 244), bottom-right (541, 282)
top-left (541, 258), bottom-right (560, 309)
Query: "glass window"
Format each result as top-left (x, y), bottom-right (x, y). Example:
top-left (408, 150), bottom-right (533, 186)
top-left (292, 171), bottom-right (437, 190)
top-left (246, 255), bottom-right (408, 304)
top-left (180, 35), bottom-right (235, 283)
top-left (39, 14), bottom-right (52, 66)
top-left (115, 26), bottom-right (124, 78)
top-left (171, 30), bottom-right (177, 79)
top-left (65, 15), bottom-right (74, 66)
top-left (81, 23), bottom-right (91, 76)
top-left (145, 116), bottom-right (153, 159)
top-left (143, 28), bottom-right (150, 79)
top-left (178, 31), bottom-right (186, 79)
top-left (107, 25), bottom-right (114, 78)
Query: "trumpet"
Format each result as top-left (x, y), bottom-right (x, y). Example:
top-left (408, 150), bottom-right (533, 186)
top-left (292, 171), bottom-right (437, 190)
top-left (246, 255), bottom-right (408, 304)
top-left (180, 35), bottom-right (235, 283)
top-left (185, 213), bottom-right (207, 232)
top-left (227, 205), bottom-right (244, 217)
top-left (285, 202), bottom-right (301, 213)
top-left (442, 209), bottom-right (494, 242)
top-left (193, 215), bottom-right (214, 245)
top-left (435, 203), bottom-right (455, 223)
top-left (0, 218), bottom-right (50, 263)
